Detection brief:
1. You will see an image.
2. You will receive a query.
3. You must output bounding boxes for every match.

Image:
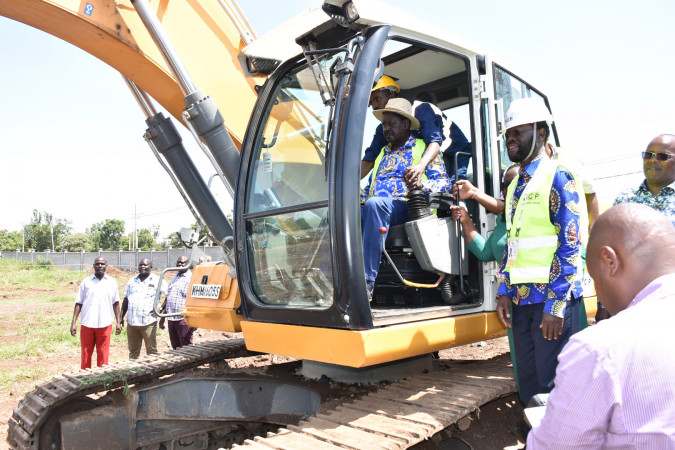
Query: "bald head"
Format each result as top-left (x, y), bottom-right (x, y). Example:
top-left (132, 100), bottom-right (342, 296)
top-left (587, 203), bottom-right (675, 314)
top-left (650, 134), bottom-right (675, 148)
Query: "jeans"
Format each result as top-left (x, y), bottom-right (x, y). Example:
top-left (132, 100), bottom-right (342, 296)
top-left (361, 197), bottom-right (409, 282)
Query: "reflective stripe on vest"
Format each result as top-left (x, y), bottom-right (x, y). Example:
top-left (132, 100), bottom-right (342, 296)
top-left (368, 138), bottom-right (426, 198)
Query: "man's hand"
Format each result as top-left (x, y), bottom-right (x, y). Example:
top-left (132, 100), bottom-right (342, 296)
top-left (540, 312), bottom-right (564, 340)
top-left (496, 295), bottom-right (512, 328)
top-left (453, 180), bottom-right (477, 201)
top-left (70, 323), bottom-right (77, 337)
top-left (115, 321), bottom-right (122, 335)
top-left (159, 318), bottom-right (166, 330)
top-left (403, 163), bottom-right (425, 186)
top-left (595, 308), bottom-right (611, 323)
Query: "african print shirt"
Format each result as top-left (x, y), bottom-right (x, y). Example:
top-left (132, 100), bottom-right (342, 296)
top-left (614, 180), bottom-right (675, 225)
top-left (360, 135), bottom-right (450, 202)
top-left (497, 156), bottom-right (584, 318)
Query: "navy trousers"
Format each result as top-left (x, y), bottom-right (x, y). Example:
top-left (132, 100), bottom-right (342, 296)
top-left (511, 295), bottom-right (582, 405)
top-left (361, 197), bottom-right (408, 282)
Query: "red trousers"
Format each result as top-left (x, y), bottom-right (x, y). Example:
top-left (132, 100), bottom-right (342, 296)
top-left (80, 325), bottom-right (112, 369)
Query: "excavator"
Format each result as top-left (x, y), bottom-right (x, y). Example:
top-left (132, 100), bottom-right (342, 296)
top-left (3, 0), bottom-right (599, 448)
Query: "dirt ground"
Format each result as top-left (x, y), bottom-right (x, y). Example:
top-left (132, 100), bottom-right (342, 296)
top-left (0, 326), bottom-right (526, 449)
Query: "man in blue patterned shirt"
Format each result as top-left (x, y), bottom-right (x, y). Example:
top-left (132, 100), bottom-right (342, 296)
top-left (594, 134), bottom-right (675, 322)
top-left (361, 98), bottom-right (450, 297)
top-left (495, 98), bottom-right (585, 405)
top-left (614, 134), bottom-right (675, 224)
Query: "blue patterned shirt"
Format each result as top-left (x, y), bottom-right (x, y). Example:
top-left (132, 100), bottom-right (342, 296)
top-left (497, 157), bottom-right (584, 318)
top-left (360, 135), bottom-right (450, 202)
top-left (614, 180), bottom-right (675, 225)
top-left (165, 270), bottom-right (191, 321)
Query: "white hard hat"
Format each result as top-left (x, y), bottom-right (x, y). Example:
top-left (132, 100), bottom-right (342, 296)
top-left (504, 97), bottom-right (553, 131)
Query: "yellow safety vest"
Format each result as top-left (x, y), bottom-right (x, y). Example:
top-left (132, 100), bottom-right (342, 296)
top-left (367, 138), bottom-right (427, 198)
top-left (504, 158), bottom-right (586, 284)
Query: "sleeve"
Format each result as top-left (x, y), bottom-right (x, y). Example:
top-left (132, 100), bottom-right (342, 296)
top-left (75, 280), bottom-right (85, 304)
top-left (545, 167), bottom-right (581, 317)
top-left (467, 234), bottom-right (492, 262)
top-left (414, 103), bottom-right (443, 146)
top-left (579, 163), bottom-right (596, 194)
top-left (124, 280), bottom-right (131, 299)
top-left (421, 155), bottom-right (450, 194)
top-left (160, 277), bottom-right (168, 296)
top-left (112, 281), bottom-right (121, 304)
top-left (362, 124), bottom-right (387, 162)
top-left (527, 336), bottom-right (617, 449)
top-left (496, 240), bottom-right (517, 299)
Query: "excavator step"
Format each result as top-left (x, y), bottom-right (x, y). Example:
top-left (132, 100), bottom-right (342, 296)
top-left (233, 359), bottom-right (515, 450)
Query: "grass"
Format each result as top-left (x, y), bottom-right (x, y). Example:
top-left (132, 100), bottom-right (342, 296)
top-left (0, 367), bottom-right (48, 391)
top-left (0, 262), bottom-right (168, 390)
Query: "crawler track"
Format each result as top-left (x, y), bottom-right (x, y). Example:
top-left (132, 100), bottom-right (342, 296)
top-left (234, 359), bottom-right (516, 449)
top-left (7, 339), bottom-right (249, 449)
top-left (8, 342), bottom-right (515, 449)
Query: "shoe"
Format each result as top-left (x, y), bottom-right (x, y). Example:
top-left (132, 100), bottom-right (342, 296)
top-left (366, 280), bottom-right (375, 302)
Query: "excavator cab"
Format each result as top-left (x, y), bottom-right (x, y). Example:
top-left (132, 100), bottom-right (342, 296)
top-left (236, 15), bottom-right (502, 342)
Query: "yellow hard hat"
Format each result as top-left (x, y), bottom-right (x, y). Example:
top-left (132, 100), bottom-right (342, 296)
top-left (372, 75), bottom-right (400, 93)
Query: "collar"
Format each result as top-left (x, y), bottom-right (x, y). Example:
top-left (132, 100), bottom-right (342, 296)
top-left (520, 153), bottom-right (545, 177)
top-left (640, 179), bottom-right (675, 195)
top-left (91, 273), bottom-right (109, 281)
top-left (386, 134), bottom-right (415, 152)
top-left (629, 272), bottom-right (675, 309)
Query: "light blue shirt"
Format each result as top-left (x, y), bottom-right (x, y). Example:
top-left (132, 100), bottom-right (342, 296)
top-left (124, 273), bottom-right (166, 326)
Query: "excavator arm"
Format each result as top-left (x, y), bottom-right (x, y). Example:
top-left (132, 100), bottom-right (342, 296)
top-left (0, 0), bottom-right (261, 146)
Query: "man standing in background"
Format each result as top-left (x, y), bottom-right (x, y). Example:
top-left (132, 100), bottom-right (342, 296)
top-left (159, 255), bottom-right (196, 349)
top-left (70, 256), bottom-right (122, 369)
top-left (122, 259), bottom-right (166, 359)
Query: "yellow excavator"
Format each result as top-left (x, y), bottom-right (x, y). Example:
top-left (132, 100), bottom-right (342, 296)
top-left (3, 1), bottom-right (598, 448)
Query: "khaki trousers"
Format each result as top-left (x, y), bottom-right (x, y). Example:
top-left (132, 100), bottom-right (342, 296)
top-left (127, 322), bottom-right (158, 359)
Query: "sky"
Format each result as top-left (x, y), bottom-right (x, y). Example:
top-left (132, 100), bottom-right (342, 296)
top-left (1, 0), bottom-right (674, 238)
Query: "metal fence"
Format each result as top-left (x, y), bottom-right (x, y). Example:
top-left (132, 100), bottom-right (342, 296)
top-left (2, 246), bottom-right (227, 271)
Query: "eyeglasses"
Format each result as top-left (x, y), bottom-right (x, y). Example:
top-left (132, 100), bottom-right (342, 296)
top-left (642, 151), bottom-right (674, 162)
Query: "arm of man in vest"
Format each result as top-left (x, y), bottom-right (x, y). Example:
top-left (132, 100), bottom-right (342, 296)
top-left (403, 103), bottom-right (443, 184)
top-left (541, 167), bottom-right (583, 340)
top-left (360, 124), bottom-right (387, 179)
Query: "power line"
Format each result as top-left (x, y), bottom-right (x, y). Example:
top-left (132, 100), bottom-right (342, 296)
top-left (586, 154), bottom-right (638, 166)
top-left (594, 170), bottom-right (642, 180)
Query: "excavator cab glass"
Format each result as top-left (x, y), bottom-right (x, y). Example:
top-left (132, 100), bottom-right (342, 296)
top-left (241, 53), bottom-right (339, 311)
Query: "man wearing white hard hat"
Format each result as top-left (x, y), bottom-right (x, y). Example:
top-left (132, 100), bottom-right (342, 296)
top-left (360, 75), bottom-right (471, 184)
top-left (494, 97), bottom-right (586, 405)
top-left (360, 98), bottom-right (451, 298)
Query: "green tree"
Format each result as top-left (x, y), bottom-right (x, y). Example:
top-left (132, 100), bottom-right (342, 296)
top-left (135, 225), bottom-right (161, 250)
top-left (0, 230), bottom-right (23, 251)
top-left (88, 219), bottom-right (126, 250)
top-left (62, 233), bottom-right (94, 252)
top-left (24, 210), bottom-right (71, 251)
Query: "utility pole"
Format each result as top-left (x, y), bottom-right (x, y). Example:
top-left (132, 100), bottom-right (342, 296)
top-left (50, 222), bottom-right (55, 251)
top-left (21, 224), bottom-right (25, 252)
top-left (134, 204), bottom-right (138, 250)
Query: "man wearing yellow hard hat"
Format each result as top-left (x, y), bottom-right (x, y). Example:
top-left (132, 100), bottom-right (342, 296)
top-left (360, 75), bottom-right (471, 185)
